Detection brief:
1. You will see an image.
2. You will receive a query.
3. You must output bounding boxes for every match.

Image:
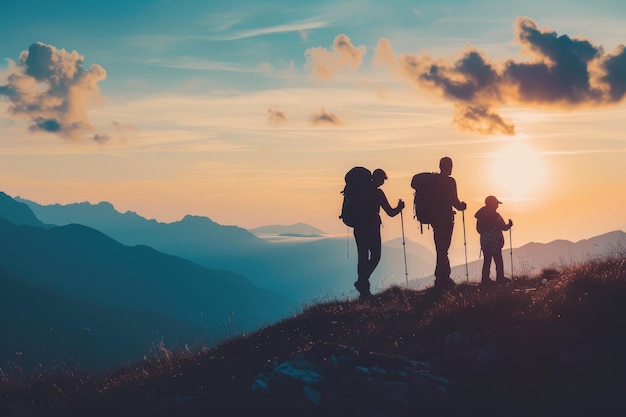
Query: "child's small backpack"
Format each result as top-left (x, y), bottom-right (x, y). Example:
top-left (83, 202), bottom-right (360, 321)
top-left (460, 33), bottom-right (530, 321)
top-left (339, 167), bottom-right (373, 227)
top-left (476, 216), bottom-right (487, 234)
top-left (476, 209), bottom-right (496, 234)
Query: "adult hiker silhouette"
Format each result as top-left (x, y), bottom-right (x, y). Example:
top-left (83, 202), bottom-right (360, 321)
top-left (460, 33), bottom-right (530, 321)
top-left (353, 168), bottom-right (405, 298)
top-left (431, 157), bottom-right (466, 290)
top-left (475, 195), bottom-right (513, 286)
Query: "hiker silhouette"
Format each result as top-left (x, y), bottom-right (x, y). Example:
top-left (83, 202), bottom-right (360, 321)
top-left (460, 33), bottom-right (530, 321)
top-left (475, 195), bottom-right (513, 285)
top-left (353, 168), bottom-right (405, 298)
top-left (430, 157), bottom-right (466, 290)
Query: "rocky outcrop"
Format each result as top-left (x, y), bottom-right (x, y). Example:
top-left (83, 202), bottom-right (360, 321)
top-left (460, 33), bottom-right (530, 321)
top-left (252, 344), bottom-right (449, 416)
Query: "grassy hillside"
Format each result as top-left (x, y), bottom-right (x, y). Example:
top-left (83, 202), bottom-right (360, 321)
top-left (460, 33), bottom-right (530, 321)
top-left (3, 254), bottom-right (626, 417)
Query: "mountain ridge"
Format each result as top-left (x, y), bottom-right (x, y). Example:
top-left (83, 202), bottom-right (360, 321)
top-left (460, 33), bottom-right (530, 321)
top-left (13, 192), bottom-right (626, 298)
top-left (0, 192), bottom-right (46, 227)
top-left (442, 229), bottom-right (626, 284)
top-left (0, 201), bottom-right (295, 373)
top-left (14, 194), bottom-right (433, 300)
top-left (0, 217), bottom-right (292, 329)
top-left (249, 223), bottom-right (326, 236)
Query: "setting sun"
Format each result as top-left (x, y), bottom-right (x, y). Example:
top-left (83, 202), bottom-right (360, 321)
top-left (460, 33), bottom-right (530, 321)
top-left (490, 138), bottom-right (545, 202)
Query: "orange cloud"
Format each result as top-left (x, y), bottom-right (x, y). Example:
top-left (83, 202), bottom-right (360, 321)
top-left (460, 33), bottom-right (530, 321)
top-left (311, 108), bottom-right (342, 126)
top-left (0, 42), bottom-right (107, 141)
top-left (371, 17), bottom-right (626, 135)
top-left (267, 108), bottom-right (287, 126)
top-left (305, 34), bottom-right (367, 80)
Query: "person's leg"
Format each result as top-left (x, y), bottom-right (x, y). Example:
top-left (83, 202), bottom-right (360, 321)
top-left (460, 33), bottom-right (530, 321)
top-left (433, 221), bottom-right (455, 288)
top-left (354, 227), bottom-right (368, 280)
top-left (367, 226), bottom-right (382, 279)
top-left (494, 251), bottom-right (509, 282)
top-left (434, 221), bottom-right (453, 278)
top-left (481, 252), bottom-right (492, 280)
top-left (481, 252), bottom-right (495, 284)
top-left (353, 226), bottom-right (373, 296)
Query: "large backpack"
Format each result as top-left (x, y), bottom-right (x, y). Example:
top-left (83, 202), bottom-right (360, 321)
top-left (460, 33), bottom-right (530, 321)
top-left (410, 172), bottom-right (441, 233)
top-left (339, 167), bottom-right (373, 227)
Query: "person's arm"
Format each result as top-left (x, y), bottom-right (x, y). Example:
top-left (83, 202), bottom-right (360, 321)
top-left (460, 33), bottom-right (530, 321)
top-left (378, 189), bottom-right (404, 217)
top-left (449, 177), bottom-right (467, 211)
top-left (497, 214), bottom-right (513, 231)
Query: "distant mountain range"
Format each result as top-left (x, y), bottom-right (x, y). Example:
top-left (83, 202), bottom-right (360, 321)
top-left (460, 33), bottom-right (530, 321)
top-left (0, 195), bottom-right (294, 371)
top-left (249, 223), bottom-right (326, 236)
top-left (443, 230), bottom-right (626, 285)
top-left (15, 197), bottom-right (265, 257)
top-left (515, 231), bottom-right (626, 268)
top-left (16, 195), bottom-right (434, 300)
top-left (0, 217), bottom-right (290, 327)
top-left (0, 192), bottom-right (46, 228)
top-left (13, 192), bottom-right (625, 294)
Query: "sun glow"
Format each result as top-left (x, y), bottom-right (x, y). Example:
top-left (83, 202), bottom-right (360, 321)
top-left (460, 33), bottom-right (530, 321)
top-left (490, 138), bottom-right (545, 202)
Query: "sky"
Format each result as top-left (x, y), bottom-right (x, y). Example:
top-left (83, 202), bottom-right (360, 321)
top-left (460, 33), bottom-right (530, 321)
top-left (1, 0), bottom-right (626, 264)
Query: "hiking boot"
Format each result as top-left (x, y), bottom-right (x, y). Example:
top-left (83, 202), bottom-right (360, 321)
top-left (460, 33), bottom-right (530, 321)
top-left (359, 290), bottom-right (373, 300)
top-left (434, 277), bottom-right (456, 290)
top-left (480, 278), bottom-right (496, 287)
top-left (354, 280), bottom-right (372, 298)
top-left (496, 276), bottom-right (512, 285)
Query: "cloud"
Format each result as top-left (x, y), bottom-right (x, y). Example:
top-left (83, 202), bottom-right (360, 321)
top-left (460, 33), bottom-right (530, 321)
top-left (600, 45), bottom-right (626, 102)
top-left (375, 17), bottom-right (626, 135)
top-left (0, 42), bottom-right (106, 140)
top-left (419, 50), bottom-right (501, 103)
top-left (216, 20), bottom-right (328, 41)
top-left (600, 45), bottom-right (626, 101)
top-left (503, 17), bottom-right (605, 105)
top-left (373, 38), bottom-right (396, 70)
top-left (453, 104), bottom-right (515, 136)
top-left (311, 108), bottom-right (342, 126)
top-left (93, 133), bottom-right (111, 144)
top-left (505, 17), bottom-right (626, 106)
top-left (305, 34), bottom-right (367, 80)
top-left (267, 108), bottom-right (287, 126)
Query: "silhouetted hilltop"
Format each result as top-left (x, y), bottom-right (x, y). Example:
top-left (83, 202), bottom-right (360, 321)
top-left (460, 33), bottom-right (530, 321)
top-left (3, 254), bottom-right (626, 416)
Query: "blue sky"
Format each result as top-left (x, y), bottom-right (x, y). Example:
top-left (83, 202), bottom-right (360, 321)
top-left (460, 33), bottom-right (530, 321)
top-left (1, 0), bottom-right (626, 260)
top-left (5, 0), bottom-right (624, 93)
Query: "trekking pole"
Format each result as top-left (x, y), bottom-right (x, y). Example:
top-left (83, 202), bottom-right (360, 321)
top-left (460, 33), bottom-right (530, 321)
top-left (400, 207), bottom-right (409, 287)
top-left (462, 210), bottom-right (469, 282)
top-left (509, 226), bottom-right (513, 279)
